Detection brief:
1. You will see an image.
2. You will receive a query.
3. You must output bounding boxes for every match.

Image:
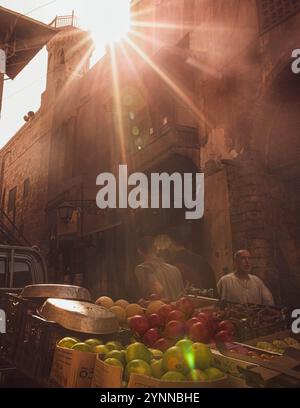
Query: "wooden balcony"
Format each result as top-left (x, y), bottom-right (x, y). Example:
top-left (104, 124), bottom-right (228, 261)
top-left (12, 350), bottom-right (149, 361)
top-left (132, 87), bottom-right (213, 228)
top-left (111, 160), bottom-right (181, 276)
top-left (128, 123), bottom-right (200, 172)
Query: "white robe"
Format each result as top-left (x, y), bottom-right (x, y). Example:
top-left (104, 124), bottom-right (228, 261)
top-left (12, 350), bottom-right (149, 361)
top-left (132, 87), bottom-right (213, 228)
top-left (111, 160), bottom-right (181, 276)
top-left (217, 272), bottom-right (274, 305)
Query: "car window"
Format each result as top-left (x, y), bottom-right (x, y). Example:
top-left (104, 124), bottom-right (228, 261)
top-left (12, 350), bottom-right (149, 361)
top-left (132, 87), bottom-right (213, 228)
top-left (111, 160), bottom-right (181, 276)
top-left (0, 259), bottom-right (6, 287)
top-left (12, 261), bottom-right (32, 288)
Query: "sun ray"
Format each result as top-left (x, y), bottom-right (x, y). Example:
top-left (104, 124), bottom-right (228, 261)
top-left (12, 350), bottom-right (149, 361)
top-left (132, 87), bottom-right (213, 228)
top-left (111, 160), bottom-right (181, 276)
top-left (49, 33), bottom-right (95, 109)
top-left (130, 2), bottom-right (157, 20)
top-left (109, 43), bottom-right (127, 163)
top-left (124, 36), bottom-right (211, 129)
top-left (129, 28), bottom-right (166, 50)
top-left (131, 20), bottom-right (196, 32)
top-left (60, 37), bottom-right (94, 90)
top-left (185, 56), bottom-right (222, 79)
top-left (83, 0), bottom-right (131, 47)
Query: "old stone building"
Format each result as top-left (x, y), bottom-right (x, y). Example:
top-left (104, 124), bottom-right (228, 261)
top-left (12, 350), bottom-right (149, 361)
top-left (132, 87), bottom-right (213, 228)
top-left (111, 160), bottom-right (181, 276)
top-left (0, 1), bottom-right (299, 304)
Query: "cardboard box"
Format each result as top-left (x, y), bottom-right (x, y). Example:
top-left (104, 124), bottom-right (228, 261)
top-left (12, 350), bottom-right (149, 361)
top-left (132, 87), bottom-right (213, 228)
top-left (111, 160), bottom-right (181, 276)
top-left (50, 346), bottom-right (96, 388)
top-left (91, 355), bottom-right (232, 388)
top-left (91, 356), bottom-right (123, 388)
top-left (127, 373), bottom-right (230, 388)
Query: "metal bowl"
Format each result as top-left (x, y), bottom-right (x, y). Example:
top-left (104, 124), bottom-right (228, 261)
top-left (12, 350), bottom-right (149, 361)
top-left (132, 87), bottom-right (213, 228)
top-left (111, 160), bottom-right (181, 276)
top-left (38, 298), bottom-right (120, 334)
top-left (20, 284), bottom-right (91, 301)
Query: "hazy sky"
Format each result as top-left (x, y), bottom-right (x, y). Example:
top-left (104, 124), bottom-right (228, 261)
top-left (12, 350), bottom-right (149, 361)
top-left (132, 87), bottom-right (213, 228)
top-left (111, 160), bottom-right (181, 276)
top-left (0, 0), bottom-right (130, 148)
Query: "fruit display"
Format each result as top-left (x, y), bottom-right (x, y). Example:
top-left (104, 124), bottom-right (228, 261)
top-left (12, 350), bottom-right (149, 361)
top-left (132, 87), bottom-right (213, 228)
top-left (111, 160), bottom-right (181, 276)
top-left (201, 302), bottom-right (288, 341)
top-left (255, 337), bottom-right (300, 354)
top-left (95, 296), bottom-right (145, 325)
top-left (213, 303), bottom-right (286, 325)
top-left (57, 336), bottom-right (124, 354)
top-left (98, 339), bottom-right (225, 384)
top-left (58, 334), bottom-right (225, 385)
top-left (128, 297), bottom-right (236, 347)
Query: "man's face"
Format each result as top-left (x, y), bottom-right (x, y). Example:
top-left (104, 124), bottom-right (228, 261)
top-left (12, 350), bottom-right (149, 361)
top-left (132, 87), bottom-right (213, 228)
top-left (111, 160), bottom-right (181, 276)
top-left (235, 251), bottom-right (252, 273)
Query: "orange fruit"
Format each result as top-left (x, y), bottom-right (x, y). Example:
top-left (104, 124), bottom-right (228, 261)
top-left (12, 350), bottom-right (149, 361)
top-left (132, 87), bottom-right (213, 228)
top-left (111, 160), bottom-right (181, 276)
top-left (85, 339), bottom-right (103, 351)
top-left (126, 342), bottom-right (152, 364)
top-left (110, 306), bottom-right (126, 323)
top-left (149, 348), bottom-right (163, 360)
top-left (146, 300), bottom-right (165, 316)
top-left (176, 339), bottom-right (193, 352)
top-left (204, 367), bottom-right (224, 380)
top-left (125, 359), bottom-right (152, 381)
top-left (95, 296), bottom-right (114, 309)
top-left (187, 369), bottom-right (208, 381)
top-left (58, 337), bottom-right (79, 349)
top-left (162, 346), bottom-right (189, 375)
top-left (106, 341), bottom-right (123, 351)
top-left (151, 359), bottom-right (165, 379)
top-left (161, 371), bottom-right (186, 381)
top-left (114, 299), bottom-right (130, 309)
top-left (191, 343), bottom-right (212, 370)
top-left (71, 343), bottom-right (92, 352)
top-left (126, 303), bottom-right (144, 318)
top-left (105, 350), bottom-right (126, 365)
top-left (104, 358), bottom-right (124, 369)
top-left (94, 345), bottom-right (109, 355)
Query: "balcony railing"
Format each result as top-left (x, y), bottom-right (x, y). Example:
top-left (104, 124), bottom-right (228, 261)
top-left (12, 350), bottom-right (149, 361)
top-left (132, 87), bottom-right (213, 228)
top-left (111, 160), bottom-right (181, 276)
top-left (50, 11), bottom-right (79, 29)
top-left (128, 123), bottom-right (200, 172)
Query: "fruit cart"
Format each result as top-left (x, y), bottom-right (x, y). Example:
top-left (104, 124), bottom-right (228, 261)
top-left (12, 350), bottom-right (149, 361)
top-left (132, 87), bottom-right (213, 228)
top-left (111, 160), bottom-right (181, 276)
top-left (0, 285), bottom-right (129, 387)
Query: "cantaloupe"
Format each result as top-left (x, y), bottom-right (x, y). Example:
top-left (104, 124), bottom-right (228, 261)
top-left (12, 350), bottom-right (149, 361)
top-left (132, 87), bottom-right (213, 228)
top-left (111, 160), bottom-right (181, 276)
top-left (95, 296), bottom-right (114, 309)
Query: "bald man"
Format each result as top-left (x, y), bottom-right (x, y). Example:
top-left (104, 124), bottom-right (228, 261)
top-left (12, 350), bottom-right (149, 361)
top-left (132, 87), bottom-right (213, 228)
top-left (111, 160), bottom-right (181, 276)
top-left (217, 250), bottom-right (274, 305)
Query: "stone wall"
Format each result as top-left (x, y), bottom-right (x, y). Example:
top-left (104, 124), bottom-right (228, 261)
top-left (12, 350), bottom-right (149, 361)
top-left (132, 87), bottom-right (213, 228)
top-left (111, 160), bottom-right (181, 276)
top-left (226, 154), bottom-right (300, 304)
top-left (0, 109), bottom-right (51, 248)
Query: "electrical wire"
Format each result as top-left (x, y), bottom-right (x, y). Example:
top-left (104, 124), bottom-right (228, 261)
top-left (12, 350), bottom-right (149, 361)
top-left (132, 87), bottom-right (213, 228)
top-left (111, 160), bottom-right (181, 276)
top-left (24, 0), bottom-right (58, 17)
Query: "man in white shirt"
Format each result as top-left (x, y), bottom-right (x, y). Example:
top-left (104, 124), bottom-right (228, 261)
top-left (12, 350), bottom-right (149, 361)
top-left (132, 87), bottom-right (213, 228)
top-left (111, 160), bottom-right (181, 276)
top-left (217, 250), bottom-right (274, 305)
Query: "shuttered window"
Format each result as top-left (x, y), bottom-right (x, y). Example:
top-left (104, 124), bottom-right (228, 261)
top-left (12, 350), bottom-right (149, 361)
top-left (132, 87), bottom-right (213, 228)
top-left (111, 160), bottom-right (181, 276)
top-left (8, 186), bottom-right (17, 213)
top-left (257, 0), bottom-right (300, 34)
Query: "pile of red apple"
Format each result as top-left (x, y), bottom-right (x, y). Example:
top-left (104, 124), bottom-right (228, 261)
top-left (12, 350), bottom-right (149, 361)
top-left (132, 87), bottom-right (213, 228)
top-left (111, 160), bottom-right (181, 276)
top-left (129, 297), bottom-right (236, 351)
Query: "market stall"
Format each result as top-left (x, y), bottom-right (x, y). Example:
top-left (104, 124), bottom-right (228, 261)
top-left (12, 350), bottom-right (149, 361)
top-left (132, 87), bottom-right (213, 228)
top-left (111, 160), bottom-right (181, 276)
top-left (0, 287), bottom-right (299, 388)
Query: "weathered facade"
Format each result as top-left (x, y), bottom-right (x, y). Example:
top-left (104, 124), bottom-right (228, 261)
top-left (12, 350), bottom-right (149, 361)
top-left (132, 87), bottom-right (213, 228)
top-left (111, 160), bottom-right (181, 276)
top-left (0, 1), bottom-right (299, 304)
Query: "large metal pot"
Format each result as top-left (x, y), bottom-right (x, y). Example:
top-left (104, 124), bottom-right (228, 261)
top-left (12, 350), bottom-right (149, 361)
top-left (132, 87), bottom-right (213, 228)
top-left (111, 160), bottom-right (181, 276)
top-left (20, 284), bottom-right (91, 302)
top-left (38, 298), bottom-right (120, 334)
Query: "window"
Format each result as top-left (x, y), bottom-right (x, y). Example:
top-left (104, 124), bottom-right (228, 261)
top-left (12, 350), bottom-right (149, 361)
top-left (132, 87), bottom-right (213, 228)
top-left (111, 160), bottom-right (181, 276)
top-left (257, 0), bottom-right (300, 34)
top-left (0, 259), bottom-right (7, 287)
top-left (59, 49), bottom-right (65, 64)
top-left (12, 261), bottom-right (32, 288)
top-left (8, 187), bottom-right (17, 213)
top-left (1, 187), bottom-right (6, 208)
top-left (23, 178), bottom-right (30, 198)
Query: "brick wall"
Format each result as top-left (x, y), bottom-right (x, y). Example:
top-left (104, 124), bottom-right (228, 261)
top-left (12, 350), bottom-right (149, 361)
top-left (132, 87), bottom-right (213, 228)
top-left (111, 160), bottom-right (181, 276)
top-left (0, 110), bottom-right (51, 248)
top-left (226, 154), bottom-right (300, 303)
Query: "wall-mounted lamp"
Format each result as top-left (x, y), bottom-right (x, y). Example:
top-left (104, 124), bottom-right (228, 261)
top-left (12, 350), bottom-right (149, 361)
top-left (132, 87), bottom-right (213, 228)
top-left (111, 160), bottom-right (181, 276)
top-left (57, 200), bottom-right (102, 224)
top-left (58, 202), bottom-right (76, 223)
